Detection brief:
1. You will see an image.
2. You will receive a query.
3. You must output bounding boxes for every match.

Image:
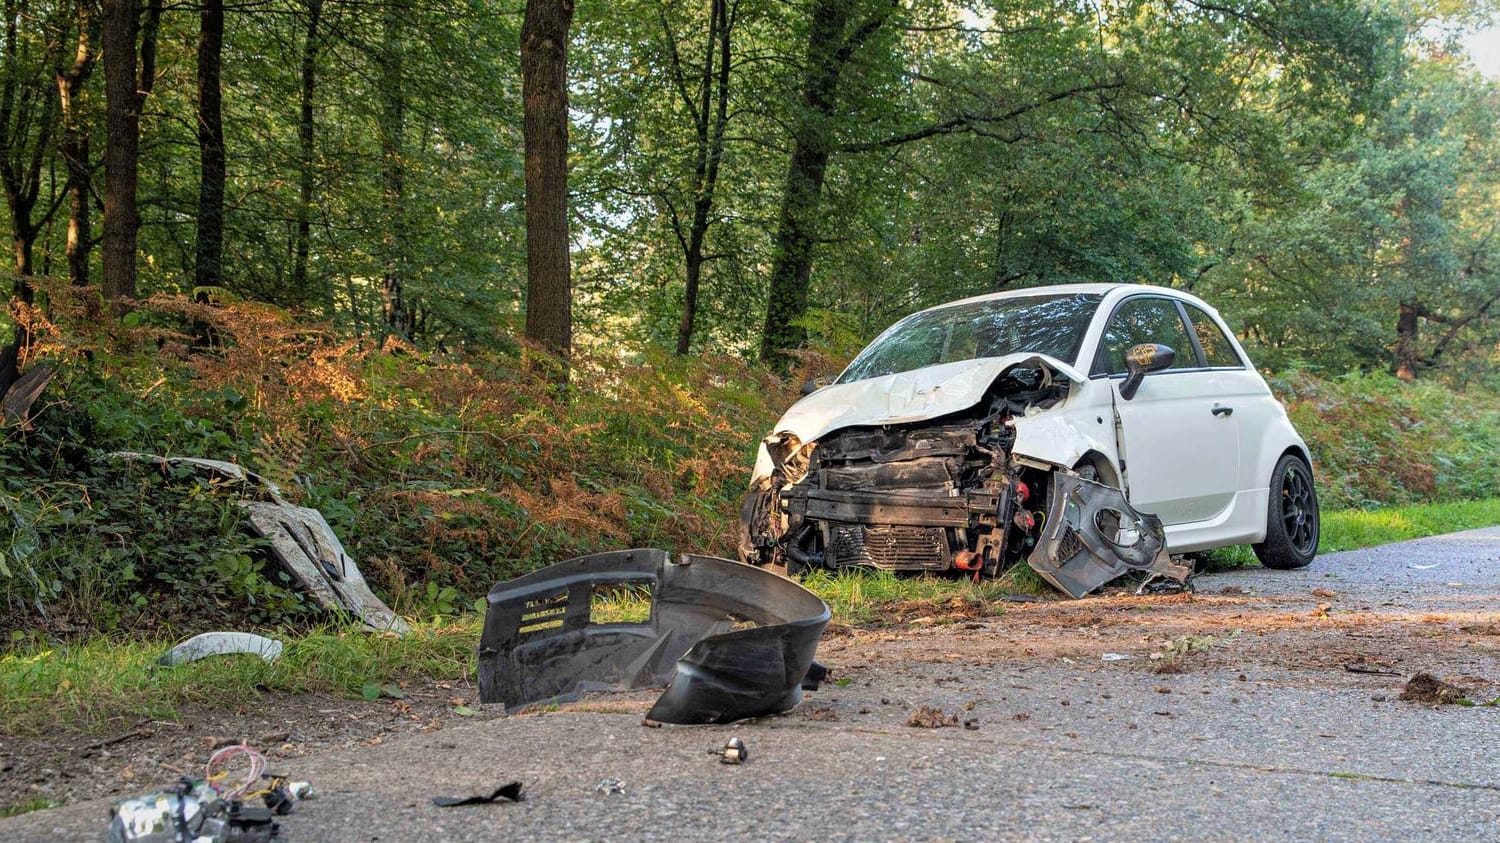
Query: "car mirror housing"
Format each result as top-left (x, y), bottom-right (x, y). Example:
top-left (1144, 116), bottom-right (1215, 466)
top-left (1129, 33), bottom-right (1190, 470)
top-left (800, 377), bottom-right (831, 397)
top-left (1119, 343), bottom-right (1175, 401)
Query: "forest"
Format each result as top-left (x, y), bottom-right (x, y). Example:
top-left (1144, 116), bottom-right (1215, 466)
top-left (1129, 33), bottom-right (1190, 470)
top-left (0, 0), bottom-right (1498, 630)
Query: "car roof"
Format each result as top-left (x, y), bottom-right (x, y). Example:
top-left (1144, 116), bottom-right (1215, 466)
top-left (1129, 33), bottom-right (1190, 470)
top-left (922, 282), bottom-right (1202, 314)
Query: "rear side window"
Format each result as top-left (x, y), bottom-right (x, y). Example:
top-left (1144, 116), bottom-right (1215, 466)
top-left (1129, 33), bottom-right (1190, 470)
top-left (1184, 304), bottom-right (1244, 368)
top-left (1093, 297), bottom-right (1198, 375)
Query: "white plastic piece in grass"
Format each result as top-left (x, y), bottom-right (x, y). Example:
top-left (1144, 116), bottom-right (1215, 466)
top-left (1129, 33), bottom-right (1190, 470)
top-left (158, 632), bottom-right (284, 666)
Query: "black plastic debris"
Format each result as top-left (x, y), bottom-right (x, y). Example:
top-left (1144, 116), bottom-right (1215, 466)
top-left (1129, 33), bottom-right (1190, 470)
top-left (477, 549), bottom-right (831, 724)
top-left (432, 782), bottom-right (525, 807)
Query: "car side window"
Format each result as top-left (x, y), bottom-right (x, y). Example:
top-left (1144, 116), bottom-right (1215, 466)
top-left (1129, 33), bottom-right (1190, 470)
top-left (1183, 304), bottom-right (1244, 368)
top-left (1093, 297), bottom-right (1199, 375)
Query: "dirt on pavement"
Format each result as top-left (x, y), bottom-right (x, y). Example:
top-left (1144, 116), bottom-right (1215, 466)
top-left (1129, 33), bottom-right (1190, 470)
top-left (5, 575), bottom-right (1497, 817)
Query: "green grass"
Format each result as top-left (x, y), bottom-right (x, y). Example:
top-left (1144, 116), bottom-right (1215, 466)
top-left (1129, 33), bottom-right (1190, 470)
top-left (0, 621), bottom-right (479, 736)
top-left (1318, 498), bottom-right (1500, 552)
top-left (1201, 497), bottom-right (1500, 569)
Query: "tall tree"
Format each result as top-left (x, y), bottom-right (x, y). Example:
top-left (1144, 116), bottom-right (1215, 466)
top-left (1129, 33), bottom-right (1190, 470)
top-left (0, 0), bottom-right (66, 395)
top-left (378, 0), bottom-right (409, 338)
top-left (666, 0), bottom-right (735, 355)
top-left (521, 0), bottom-right (574, 369)
top-left (56, 0), bottom-right (95, 289)
top-left (194, 0), bottom-right (225, 292)
top-left (100, 0), bottom-right (161, 302)
top-left (291, 0), bottom-right (321, 295)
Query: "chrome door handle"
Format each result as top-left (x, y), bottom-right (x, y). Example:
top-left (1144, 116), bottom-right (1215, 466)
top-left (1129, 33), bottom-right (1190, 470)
top-left (1212, 405), bottom-right (1233, 417)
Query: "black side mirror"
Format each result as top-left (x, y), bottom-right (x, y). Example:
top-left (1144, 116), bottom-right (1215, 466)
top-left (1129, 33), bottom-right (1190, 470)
top-left (1118, 343), bottom-right (1175, 401)
top-left (799, 377), bottom-right (830, 397)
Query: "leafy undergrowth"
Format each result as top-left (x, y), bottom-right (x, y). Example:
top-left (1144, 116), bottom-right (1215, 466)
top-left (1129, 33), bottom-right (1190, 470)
top-left (2, 290), bottom-right (1498, 640)
top-left (1274, 371), bottom-right (1500, 509)
top-left (1, 289), bottom-right (799, 635)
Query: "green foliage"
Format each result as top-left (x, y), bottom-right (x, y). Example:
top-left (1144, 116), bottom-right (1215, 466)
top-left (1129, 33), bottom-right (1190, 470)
top-left (1274, 371), bottom-right (1500, 508)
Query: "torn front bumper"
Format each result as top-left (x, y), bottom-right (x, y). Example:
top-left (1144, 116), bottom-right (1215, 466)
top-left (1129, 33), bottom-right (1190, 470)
top-left (477, 549), bottom-right (831, 724)
top-left (1026, 473), bottom-right (1192, 598)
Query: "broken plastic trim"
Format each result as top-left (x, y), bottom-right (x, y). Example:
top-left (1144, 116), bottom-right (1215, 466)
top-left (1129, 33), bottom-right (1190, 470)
top-left (477, 549), bottom-right (831, 725)
top-left (1026, 473), bottom-right (1192, 598)
top-left (158, 632), bottom-right (284, 666)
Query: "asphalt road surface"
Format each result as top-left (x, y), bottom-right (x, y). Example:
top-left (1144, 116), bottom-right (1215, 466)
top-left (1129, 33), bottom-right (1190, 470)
top-left (6, 528), bottom-right (1499, 841)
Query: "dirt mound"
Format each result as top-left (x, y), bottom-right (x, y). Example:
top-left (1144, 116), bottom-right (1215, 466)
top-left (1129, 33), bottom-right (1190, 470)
top-left (1398, 672), bottom-right (1466, 704)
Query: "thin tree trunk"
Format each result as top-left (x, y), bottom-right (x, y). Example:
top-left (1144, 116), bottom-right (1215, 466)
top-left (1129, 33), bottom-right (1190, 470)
top-left (292, 0), bottom-right (322, 296)
top-left (1, 0), bottom-right (62, 395)
top-left (57, 0), bottom-right (95, 288)
top-left (759, 0), bottom-right (876, 367)
top-left (378, 1), bottom-right (409, 339)
top-left (1394, 300), bottom-right (1419, 381)
top-left (101, 0), bottom-right (144, 301)
top-left (674, 0), bottom-right (733, 356)
top-left (194, 0), bottom-right (225, 292)
top-left (521, 0), bottom-right (574, 373)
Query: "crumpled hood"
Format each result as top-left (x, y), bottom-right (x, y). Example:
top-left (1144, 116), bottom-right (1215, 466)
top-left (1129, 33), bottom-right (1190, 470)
top-left (768, 353), bottom-right (1085, 453)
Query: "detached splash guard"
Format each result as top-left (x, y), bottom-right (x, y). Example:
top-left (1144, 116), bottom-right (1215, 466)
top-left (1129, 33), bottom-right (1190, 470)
top-left (477, 549), bottom-right (831, 724)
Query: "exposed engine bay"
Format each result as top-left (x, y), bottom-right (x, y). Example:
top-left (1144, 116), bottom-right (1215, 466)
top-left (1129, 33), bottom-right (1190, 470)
top-left (740, 361), bottom-right (1192, 598)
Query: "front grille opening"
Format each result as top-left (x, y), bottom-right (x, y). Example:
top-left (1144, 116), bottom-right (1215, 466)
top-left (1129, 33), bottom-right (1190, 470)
top-left (829, 524), bottom-right (949, 571)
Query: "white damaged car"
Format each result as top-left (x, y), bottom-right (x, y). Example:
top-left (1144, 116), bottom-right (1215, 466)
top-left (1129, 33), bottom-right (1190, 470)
top-left (739, 283), bottom-right (1319, 597)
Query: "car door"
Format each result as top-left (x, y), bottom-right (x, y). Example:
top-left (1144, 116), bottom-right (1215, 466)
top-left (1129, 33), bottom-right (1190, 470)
top-left (1091, 296), bottom-right (1240, 526)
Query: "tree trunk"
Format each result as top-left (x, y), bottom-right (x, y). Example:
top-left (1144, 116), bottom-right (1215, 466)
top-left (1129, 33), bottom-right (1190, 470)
top-left (674, 0), bottom-right (732, 356)
top-left (758, 0), bottom-right (868, 367)
top-left (292, 0), bottom-right (322, 296)
top-left (1394, 300), bottom-right (1419, 381)
top-left (194, 0), bottom-right (225, 292)
top-left (57, 0), bottom-right (95, 288)
top-left (101, 0), bottom-right (145, 301)
top-left (521, 0), bottom-right (574, 371)
top-left (378, 1), bottom-right (409, 339)
top-left (1, 0), bottom-right (64, 394)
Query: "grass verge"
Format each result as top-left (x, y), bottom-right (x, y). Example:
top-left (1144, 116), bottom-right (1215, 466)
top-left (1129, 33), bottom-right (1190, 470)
top-left (1200, 497), bottom-right (1500, 568)
top-left (0, 621), bottom-right (479, 736)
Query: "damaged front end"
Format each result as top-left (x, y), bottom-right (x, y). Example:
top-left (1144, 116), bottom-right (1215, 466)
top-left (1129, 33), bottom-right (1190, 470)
top-left (741, 361), bottom-right (1189, 598)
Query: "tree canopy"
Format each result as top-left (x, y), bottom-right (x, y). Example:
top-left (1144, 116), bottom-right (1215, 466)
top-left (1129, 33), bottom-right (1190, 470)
top-left (0, 0), bottom-right (1496, 384)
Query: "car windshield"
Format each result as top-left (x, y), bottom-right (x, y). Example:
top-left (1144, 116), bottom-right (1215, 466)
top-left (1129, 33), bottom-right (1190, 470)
top-left (837, 293), bottom-right (1103, 384)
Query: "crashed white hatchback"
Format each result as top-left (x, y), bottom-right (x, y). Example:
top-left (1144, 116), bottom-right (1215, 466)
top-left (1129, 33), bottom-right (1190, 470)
top-left (739, 283), bottom-right (1319, 597)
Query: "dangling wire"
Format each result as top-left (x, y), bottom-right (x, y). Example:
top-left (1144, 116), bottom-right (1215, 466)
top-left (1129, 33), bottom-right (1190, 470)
top-left (205, 743), bottom-right (267, 800)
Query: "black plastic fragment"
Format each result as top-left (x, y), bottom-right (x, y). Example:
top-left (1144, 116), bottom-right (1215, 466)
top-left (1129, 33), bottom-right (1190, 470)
top-left (432, 782), bottom-right (525, 807)
top-left (477, 549), bottom-right (831, 724)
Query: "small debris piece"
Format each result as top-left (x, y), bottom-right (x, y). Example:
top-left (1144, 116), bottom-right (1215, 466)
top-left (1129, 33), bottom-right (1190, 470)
top-left (594, 778), bottom-right (626, 796)
top-left (1012, 713), bottom-right (1031, 721)
top-left (1101, 653), bottom-right (1134, 662)
top-left (962, 718), bottom-right (980, 730)
top-left (804, 707), bottom-right (839, 721)
top-left (1398, 672), bottom-right (1466, 705)
top-left (1311, 602), bottom-right (1332, 618)
top-left (1343, 659), bottom-right (1400, 676)
top-left (432, 782), bottom-right (524, 807)
top-left (713, 737), bottom-right (748, 764)
top-left (1311, 588), bottom-right (1338, 599)
top-left (906, 706), bottom-right (958, 728)
top-left (158, 632), bottom-right (283, 666)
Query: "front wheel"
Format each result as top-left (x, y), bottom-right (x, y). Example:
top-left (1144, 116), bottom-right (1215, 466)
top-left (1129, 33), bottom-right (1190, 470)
top-left (1253, 454), bottom-right (1319, 569)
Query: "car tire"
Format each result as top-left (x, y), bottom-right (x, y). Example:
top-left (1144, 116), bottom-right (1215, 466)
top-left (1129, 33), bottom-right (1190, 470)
top-left (1253, 454), bottom-right (1319, 569)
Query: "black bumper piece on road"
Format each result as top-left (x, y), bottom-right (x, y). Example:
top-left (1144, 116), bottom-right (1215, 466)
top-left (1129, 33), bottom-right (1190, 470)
top-left (478, 549), bottom-right (831, 724)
